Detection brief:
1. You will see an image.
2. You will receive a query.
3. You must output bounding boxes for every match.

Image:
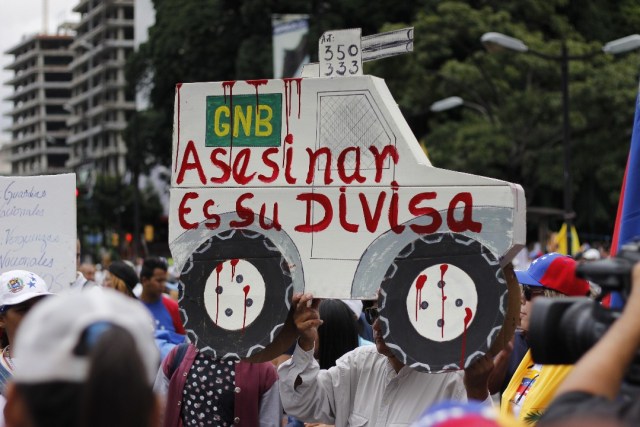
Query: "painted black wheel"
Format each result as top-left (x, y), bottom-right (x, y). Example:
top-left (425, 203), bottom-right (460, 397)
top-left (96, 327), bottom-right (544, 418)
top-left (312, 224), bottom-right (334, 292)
top-left (179, 228), bottom-right (293, 360)
top-left (377, 232), bottom-right (506, 372)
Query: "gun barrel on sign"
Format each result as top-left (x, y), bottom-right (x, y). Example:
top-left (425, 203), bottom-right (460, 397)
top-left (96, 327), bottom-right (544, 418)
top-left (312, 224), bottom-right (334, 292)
top-left (362, 27), bottom-right (414, 62)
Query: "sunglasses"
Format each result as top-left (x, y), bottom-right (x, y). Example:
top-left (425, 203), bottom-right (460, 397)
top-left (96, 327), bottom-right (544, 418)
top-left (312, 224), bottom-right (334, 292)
top-left (522, 285), bottom-right (546, 301)
top-left (364, 306), bottom-right (380, 325)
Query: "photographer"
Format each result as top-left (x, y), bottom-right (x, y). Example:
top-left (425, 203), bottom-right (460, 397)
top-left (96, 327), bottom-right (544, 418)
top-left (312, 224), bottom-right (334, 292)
top-left (500, 253), bottom-right (590, 424)
top-left (540, 262), bottom-right (640, 425)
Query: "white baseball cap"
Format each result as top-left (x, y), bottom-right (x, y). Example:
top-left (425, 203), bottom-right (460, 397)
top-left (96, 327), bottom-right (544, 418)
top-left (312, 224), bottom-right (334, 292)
top-left (0, 270), bottom-right (53, 309)
top-left (12, 289), bottom-right (159, 385)
top-left (582, 248), bottom-right (601, 261)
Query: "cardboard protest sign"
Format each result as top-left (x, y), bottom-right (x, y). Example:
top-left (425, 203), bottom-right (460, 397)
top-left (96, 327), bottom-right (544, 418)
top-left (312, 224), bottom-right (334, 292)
top-left (169, 54), bottom-right (525, 369)
top-left (0, 174), bottom-right (76, 292)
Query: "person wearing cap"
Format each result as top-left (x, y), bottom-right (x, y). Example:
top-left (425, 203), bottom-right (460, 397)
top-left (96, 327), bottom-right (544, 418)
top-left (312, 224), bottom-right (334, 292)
top-left (104, 260), bottom-right (139, 298)
top-left (500, 253), bottom-right (591, 424)
top-left (0, 270), bottom-right (53, 396)
top-left (3, 289), bottom-right (161, 427)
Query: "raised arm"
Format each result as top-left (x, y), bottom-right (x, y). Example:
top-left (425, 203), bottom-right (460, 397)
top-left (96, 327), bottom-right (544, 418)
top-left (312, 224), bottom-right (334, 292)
top-left (243, 293), bottom-right (320, 363)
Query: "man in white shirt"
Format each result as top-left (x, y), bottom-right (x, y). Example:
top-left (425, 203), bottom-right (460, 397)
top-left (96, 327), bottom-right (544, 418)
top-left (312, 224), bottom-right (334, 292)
top-left (278, 294), bottom-right (495, 427)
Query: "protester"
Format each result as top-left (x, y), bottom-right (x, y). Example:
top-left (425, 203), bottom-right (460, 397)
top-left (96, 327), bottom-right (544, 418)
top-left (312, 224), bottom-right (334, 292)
top-left (284, 299), bottom-right (371, 427)
top-left (78, 263), bottom-right (97, 283)
top-left (154, 343), bottom-right (281, 427)
top-left (3, 289), bottom-right (160, 427)
top-left (279, 293), bottom-right (496, 426)
top-left (341, 299), bottom-right (374, 343)
top-left (500, 253), bottom-right (591, 424)
top-left (69, 240), bottom-right (96, 292)
top-left (139, 257), bottom-right (186, 345)
top-left (104, 260), bottom-right (139, 298)
top-left (488, 266), bottom-right (531, 395)
top-left (410, 399), bottom-right (521, 427)
top-left (538, 261), bottom-right (640, 426)
top-left (317, 299), bottom-right (370, 369)
top-left (0, 270), bottom-right (53, 395)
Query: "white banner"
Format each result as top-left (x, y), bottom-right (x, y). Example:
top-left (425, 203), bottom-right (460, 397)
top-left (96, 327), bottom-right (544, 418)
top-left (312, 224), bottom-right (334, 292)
top-left (0, 174), bottom-right (77, 292)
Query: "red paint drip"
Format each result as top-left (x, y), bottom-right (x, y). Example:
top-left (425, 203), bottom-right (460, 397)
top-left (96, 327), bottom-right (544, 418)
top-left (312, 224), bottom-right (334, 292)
top-left (246, 79), bottom-right (268, 109)
top-left (282, 78), bottom-right (302, 167)
top-left (460, 307), bottom-right (473, 369)
top-left (215, 263), bottom-right (224, 324)
top-left (283, 79), bottom-right (292, 136)
top-left (282, 78), bottom-right (303, 132)
top-left (230, 258), bottom-right (239, 280)
top-left (294, 78), bottom-right (302, 119)
top-left (415, 274), bottom-right (426, 322)
top-left (174, 83), bottom-right (183, 172)
top-left (222, 81), bottom-right (236, 162)
top-left (440, 264), bottom-right (449, 339)
top-left (242, 285), bottom-right (251, 332)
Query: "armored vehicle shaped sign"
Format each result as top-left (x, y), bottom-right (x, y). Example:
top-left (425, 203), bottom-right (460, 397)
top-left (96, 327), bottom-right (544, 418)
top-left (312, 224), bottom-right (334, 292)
top-left (169, 72), bottom-right (525, 372)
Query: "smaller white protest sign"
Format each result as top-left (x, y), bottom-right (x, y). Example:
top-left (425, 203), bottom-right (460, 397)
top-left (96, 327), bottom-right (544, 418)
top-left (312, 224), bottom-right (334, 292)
top-left (0, 174), bottom-right (76, 292)
top-left (319, 28), bottom-right (362, 77)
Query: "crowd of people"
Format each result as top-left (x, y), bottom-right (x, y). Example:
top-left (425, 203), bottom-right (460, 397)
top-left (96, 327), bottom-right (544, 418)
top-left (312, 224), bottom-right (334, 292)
top-left (0, 241), bottom-right (636, 427)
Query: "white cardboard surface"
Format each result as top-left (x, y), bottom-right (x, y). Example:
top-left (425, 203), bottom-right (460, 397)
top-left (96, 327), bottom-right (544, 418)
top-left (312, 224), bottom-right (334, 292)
top-left (0, 174), bottom-right (77, 292)
top-left (169, 76), bottom-right (526, 299)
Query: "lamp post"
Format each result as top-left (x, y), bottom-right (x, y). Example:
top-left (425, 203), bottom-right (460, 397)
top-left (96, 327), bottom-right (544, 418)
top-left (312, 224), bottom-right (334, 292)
top-left (480, 32), bottom-right (640, 255)
top-left (430, 96), bottom-right (494, 124)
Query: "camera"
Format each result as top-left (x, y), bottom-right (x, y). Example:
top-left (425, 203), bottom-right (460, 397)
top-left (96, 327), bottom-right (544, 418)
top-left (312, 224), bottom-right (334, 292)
top-left (529, 241), bottom-right (640, 383)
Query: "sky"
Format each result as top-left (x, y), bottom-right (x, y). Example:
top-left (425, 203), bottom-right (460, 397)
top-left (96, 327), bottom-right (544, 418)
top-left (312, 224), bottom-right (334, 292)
top-left (0, 0), bottom-right (80, 142)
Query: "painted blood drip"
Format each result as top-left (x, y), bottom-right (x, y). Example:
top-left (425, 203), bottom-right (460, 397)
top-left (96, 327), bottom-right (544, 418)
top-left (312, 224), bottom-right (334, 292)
top-left (246, 79), bottom-right (268, 109)
top-left (282, 78), bottom-right (302, 166)
top-left (415, 274), bottom-right (427, 322)
top-left (440, 264), bottom-right (449, 338)
top-left (222, 81), bottom-right (236, 162)
top-left (215, 263), bottom-right (224, 324)
top-left (174, 83), bottom-right (183, 172)
top-left (242, 285), bottom-right (251, 332)
top-left (460, 307), bottom-right (473, 369)
top-left (230, 258), bottom-right (239, 281)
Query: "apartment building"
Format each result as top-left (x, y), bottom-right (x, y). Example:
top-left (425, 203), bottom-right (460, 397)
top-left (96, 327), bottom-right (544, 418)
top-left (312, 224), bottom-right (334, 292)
top-left (3, 35), bottom-right (74, 175)
top-left (66, 0), bottom-right (136, 176)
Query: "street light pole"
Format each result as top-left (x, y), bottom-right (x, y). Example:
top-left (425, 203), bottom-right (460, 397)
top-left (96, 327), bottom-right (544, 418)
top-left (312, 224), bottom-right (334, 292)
top-left (560, 41), bottom-right (573, 254)
top-left (481, 32), bottom-right (640, 256)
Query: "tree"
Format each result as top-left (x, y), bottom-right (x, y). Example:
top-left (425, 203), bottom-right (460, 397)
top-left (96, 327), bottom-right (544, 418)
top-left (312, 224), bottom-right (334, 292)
top-left (369, 1), bottom-right (640, 239)
top-left (126, 0), bottom-right (423, 166)
top-left (127, 0), bottom-right (640, 240)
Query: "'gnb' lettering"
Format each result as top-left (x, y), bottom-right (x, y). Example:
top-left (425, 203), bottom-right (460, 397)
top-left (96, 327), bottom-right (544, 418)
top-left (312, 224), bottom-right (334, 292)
top-left (206, 94), bottom-right (282, 147)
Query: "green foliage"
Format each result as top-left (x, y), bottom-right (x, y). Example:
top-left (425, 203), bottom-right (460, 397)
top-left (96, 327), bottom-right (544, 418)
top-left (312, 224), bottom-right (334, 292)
top-left (370, 1), bottom-right (640, 237)
top-left (129, 0), bottom-right (640, 239)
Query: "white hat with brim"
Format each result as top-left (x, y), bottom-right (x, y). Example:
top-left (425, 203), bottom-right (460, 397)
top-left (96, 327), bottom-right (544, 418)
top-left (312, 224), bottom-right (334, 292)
top-left (12, 289), bottom-right (159, 385)
top-left (0, 270), bottom-right (53, 309)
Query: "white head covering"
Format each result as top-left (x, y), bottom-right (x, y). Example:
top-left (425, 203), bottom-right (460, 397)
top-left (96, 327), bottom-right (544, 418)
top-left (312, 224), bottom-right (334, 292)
top-left (13, 289), bottom-right (159, 385)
